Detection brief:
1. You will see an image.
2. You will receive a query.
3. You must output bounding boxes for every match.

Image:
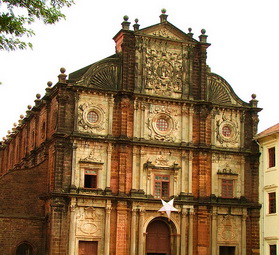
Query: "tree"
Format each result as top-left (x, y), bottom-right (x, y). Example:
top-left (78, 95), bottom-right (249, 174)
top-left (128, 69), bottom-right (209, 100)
top-left (0, 0), bottom-right (74, 51)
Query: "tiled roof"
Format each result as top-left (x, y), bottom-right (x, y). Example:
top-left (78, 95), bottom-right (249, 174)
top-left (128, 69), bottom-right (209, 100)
top-left (256, 123), bottom-right (279, 139)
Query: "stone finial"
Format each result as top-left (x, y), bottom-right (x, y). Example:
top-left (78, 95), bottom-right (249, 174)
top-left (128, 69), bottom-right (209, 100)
top-left (35, 93), bottom-right (41, 106)
top-left (250, 94), bottom-right (258, 107)
top-left (26, 105), bottom-right (32, 116)
top-left (199, 29), bottom-right (208, 43)
top-left (45, 81), bottom-right (53, 95)
top-left (188, 27), bottom-right (193, 38)
top-left (121, 15), bottom-right (131, 30)
top-left (18, 114), bottom-right (24, 125)
top-left (160, 8), bottom-right (168, 23)
top-left (133, 18), bottom-right (140, 31)
top-left (47, 81), bottom-right (53, 88)
top-left (58, 67), bottom-right (67, 83)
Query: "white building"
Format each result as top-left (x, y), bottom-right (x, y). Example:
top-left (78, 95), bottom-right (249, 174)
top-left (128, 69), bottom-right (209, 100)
top-left (257, 123), bottom-right (279, 255)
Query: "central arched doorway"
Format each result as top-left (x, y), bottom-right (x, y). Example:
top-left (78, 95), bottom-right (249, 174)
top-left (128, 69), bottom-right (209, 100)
top-left (146, 219), bottom-right (171, 255)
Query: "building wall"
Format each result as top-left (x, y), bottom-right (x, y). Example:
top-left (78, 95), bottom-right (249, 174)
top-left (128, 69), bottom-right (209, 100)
top-left (258, 133), bottom-right (279, 255)
top-left (0, 13), bottom-right (261, 255)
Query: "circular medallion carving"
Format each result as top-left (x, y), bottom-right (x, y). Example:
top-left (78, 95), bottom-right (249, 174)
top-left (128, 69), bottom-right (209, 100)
top-left (217, 120), bottom-right (238, 144)
top-left (80, 222), bottom-right (98, 234)
top-left (79, 103), bottom-right (105, 132)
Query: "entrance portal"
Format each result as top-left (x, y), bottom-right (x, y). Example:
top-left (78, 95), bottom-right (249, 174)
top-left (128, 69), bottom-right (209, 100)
top-left (146, 220), bottom-right (171, 255)
top-left (78, 241), bottom-right (98, 255)
top-left (219, 246), bottom-right (235, 255)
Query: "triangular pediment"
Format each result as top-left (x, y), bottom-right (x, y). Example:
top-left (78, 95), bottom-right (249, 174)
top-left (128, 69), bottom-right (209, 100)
top-left (138, 22), bottom-right (197, 43)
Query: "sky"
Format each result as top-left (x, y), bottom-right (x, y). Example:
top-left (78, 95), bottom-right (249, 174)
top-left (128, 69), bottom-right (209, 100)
top-left (1, 0), bottom-right (278, 139)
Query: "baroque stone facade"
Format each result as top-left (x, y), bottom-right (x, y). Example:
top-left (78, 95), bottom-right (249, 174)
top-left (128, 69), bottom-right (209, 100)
top-left (0, 10), bottom-right (261, 255)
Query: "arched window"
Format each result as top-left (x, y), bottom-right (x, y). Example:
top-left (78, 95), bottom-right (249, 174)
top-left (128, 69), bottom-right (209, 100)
top-left (16, 242), bottom-right (33, 255)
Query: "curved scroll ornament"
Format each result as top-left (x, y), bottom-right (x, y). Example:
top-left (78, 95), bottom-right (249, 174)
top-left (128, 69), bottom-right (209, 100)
top-left (78, 103), bottom-right (105, 132)
top-left (145, 47), bottom-right (182, 96)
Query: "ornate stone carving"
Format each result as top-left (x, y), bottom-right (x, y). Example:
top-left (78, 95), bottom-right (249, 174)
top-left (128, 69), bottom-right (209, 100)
top-left (147, 104), bottom-right (178, 142)
top-left (216, 118), bottom-right (239, 144)
top-left (80, 150), bottom-right (103, 164)
top-left (76, 207), bottom-right (104, 237)
top-left (218, 215), bottom-right (237, 241)
top-left (152, 28), bottom-right (179, 40)
top-left (78, 102), bottom-right (105, 132)
top-left (155, 154), bottom-right (170, 166)
top-left (144, 45), bottom-right (183, 96)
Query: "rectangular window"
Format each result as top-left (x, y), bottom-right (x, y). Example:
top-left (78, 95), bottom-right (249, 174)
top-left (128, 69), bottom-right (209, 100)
top-left (84, 169), bottom-right (97, 189)
top-left (269, 192), bottom-right (276, 214)
top-left (154, 175), bottom-right (170, 199)
top-left (221, 179), bottom-right (234, 198)
top-left (270, 244), bottom-right (277, 255)
top-left (269, 147), bottom-right (276, 168)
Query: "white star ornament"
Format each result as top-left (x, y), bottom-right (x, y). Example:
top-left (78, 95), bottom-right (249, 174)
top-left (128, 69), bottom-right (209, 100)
top-left (158, 198), bottom-right (178, 219)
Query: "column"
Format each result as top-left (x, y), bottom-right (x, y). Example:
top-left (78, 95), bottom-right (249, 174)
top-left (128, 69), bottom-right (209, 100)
top-left (104, 200), bottom-right (112, 255)
top-left (211, 109), bottom-right (216, 146)
top-left (242, 209), bottom-right (247, 255)
top-left (188, 151), bottom-right (193, 194)
top-left (140, 102), bottom-right (146, 139)
top-left (68, 198), bottom-right (77, 254)
top-left (139, 149), bottom-right (145, 191)
top-left (211, 207), bottom-right (217, 255)
top-left (181, 151), bottom-right (187, 193)
top-left (188, 106), bottom-right (194, 143)
top-left (241, 157), bottom-right (245, 196)
top-left (138, 208), bottom-right (145, 255)
top-left (108, 95), bottom-right (114, 136)
top-left (181, 104), bottom-right (187, 143)
top-left (180, 207), bottom-right (187, 254)
top-left (71, 143), bottom-right (78, 187)
top-left (188, 208), bottom-right (194, 255)
top-left (130, 208), bottom-right (137, 254)
top-left (133, 99), bottom-right (139, 138)
top-left (132, 147), bottom-right (138, 190)
top-left (106, 143), bottom-right (112, 189)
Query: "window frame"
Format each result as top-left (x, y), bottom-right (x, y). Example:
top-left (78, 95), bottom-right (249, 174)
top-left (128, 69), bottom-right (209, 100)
top-left (268, 147), bottom-right (276, 168)
top-left (221, 179), bottom-right (234, 198)
top-left (153, 174), bottom-right (170, 199)
top-left (84, 168), bottom-right (98, 189)
top-left (270, 244), bottom-right (277, 255)
top-left (268, 191), bottom-right (277, 214)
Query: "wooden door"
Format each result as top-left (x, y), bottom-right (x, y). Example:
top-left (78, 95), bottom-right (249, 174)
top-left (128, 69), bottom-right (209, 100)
top-left (78, 241), bottom-right (98, 255)
top-left (146, 220), bottom-right (170, 255)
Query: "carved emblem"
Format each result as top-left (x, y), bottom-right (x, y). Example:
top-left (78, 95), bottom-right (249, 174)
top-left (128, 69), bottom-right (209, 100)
top-left (145, 46), bottom-right (182, 96)
top-left (155, 154), bottom-right (170, 166)
top-left (216, 118), bottom-right (239, 144)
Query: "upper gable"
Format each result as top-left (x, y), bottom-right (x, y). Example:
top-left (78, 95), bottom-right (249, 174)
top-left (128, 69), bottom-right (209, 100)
top-left (137, 22), bottom-right (197, 43)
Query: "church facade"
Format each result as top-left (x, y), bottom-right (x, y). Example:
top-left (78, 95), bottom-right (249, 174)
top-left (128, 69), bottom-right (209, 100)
top-left (0, 10), bottom-right (261, 255)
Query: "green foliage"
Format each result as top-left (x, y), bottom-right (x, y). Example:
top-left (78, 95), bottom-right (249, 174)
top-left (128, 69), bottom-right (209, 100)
top-left (0, 0), bottom-right (74, 51)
